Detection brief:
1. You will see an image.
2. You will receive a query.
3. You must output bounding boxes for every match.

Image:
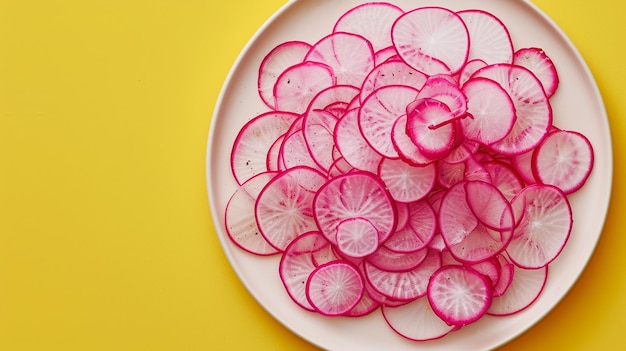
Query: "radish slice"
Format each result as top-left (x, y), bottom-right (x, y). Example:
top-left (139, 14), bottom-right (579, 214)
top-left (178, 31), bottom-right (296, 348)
top-left (514, 47), bottom-right (559, 98)
top-left (256, 166), bottom-right (327, 250)
top-left (511, 148), bottom-right (537, 185)
top-left (531, 130), bottom-right (594, 194)
top-left (306, 84), bottom-right (360, 114)
top-left (258, 41), bottom-right (312, 109)
top-left (360, 60), bottom-right (428, 102)
top-left (383, 200), bottom-right (437, 253)
top-left (274, 61), bottom-right (336, 114)
top-left (306, 260), bottom-right (364, 316)
top-left (427, 265), bottom-right (493, 326)
top-left (279, 127), bottom-right (322, 171)
top-left (458, 58), bottom-right (487, 86)
top-left (366, 245), bottom-right (428, 272)
top-left (383, 297), bottom-right (456, 341)
top-left (314, 171), bottom-right (397, 246)
top-left (464, 180), bottom-right (514, 232)
top-left (334, 108), bottom-right (383, 174)
top-left (225, 172), bottom-right (280, 256)
top-left (279, 231), bottom-right (333, 311)
top-left (488, 265), bottom-right (548, 316)
top-left (302, 109), bottom-right (338, 171)
top-left (305, 32), bottom-right (375, 88)
top-left (359, 85), bottom-right (419, 158)
top-left (406, 98), bottom-right (457, 159)
top-left (460, 77), bottom-right (516, 145)
top-left (492, 254), bottom-right (515, 297)
top-left (336, 217), bottom-right (380, 258)
top-left (391, 115), bottom-right (435, 166)
top-left (392, 7), bottom-right (470, 75)
top-left (333, 2), bottom-right (404, 52)
top-left (378, 158), bottom-right (437, 203)
top-left (508, 184), bottom-right (572, 269)
top-left (231, 111), bottom-right (299, 185)
top-left (484, 161), bottom-right (525, 201)
top-left (415, 76), bottom-right (468, 118)
top-left (457, 10), bottom-right (514, 65)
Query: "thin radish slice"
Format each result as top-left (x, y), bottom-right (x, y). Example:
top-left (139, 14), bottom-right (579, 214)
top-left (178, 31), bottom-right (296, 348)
top-left (306, 84), bottom-right (360, 114)
top-left (334, 108), bottom-right (383, 174)
top-left (360, 60), bottom-right (428, 102)
top-left (336, 217), bottom-right (380, 258)
top-left (305, 32), bottom-right (375, 88)
top-left (460, 77), bottom-right (516, 145)
top-left (464, 180), bottom-right (514, 232)
top-left (514, 47), bottom-right (559, 98)
top-left (256, 166), bottom-right (327, 250)
top-left (258, 41), bottom-right (312, 109)
top-left (391, 115), bottom-right (435, 166)
top-left (457, 10), bottom-right (514, 65)
top-left (274, 61), bottom-right (336, 114)
top-left (492, 254), bottom-right (515, 297)
top-left (266, 134), bottom-right (285, 172)
top-left (384, 200), bottom-right (437, 253)
top-left (383, 297), bottom-right (456, 341)
top-left (279, 127), bottom-right (322, 171)
top-left (531, 130), bottom-right (594, 194)
top-left (427, 265), bottom-right (493, 326)
top-left (231, 111), bottom-right (300, 185)
top-left (359, 85), bottom-right (419, 158)
top-left (511, 148), bottom-right (537, 185)
top-left (406, 98), bottom-right (457, 159)
top-left (458, 58), bottom-right (487, 86)
top-left (484, 160), bottom-right (525, 201)
top-left (392, 7), bottom-right (469, 75)
top-left (306, 260), bottom-right (364, 316)
top-left (314, 171), bottom-right (397, 246)
top-left (488, 265), bottom-right (548, 316)
top-left (279, 231), bottom-right (333, 311)
top-left (344, 286), bottom-right (380, 317)
top-left (378, 158), bottom-right (437, 203)
top-left (333, 2), bottom-right (404, 52)
top-left (366, 246), bottom-right (428, 272)
top-left (364, 249), bottom-right (442, 301)
top-left (302, 109), bottom-right (338, 171)
top-left (473, 64), bottom-right (552, 155)
top-left (508, 184), bottom-right (572, 269)
top-left (363, 274), bottom-right (409, 307)
top-left (415, 76), bottom-right (468, 118)
top-left (225, 172), bottom-right (280, 256)
top-left (326, 156), bottom-right (354, 178)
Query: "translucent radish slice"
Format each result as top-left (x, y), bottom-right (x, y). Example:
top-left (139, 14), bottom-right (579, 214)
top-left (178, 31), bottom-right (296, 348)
top-left (464, 180), bottom-right (514, 232)
top-left (225, 172), bottom-right (280, 256)
top-left (274, 61), bottom-right (336, 114)
top-left (334, 108), bottom-right (382, 174)
top-left (457, 10), bottom-right (514, 65)
top-left (302, 109), bottom-right (338, 171)
top-left (326, 157), bottom-right (354, 178)
top-left (336, 217), bottom-right (380, 258)
top-left (415, 76), bottom-right (468, 117)
top-left (333, 2), bottom-right (404, 52)
top-left (363, 274), bottom-right (409, 307)
top-left (279, 231), bottom-right (333, 311)
top-left (514, 47), bottom-right (559, 98)
top-left (391, 115), bottom-right (435, 166)
top-left (492, 254), bottom-right (515, 297)
top-left (364, 250), bottom-right (442, 301)
top-left (458, 58), bottom-right (487, 86)
top-left (279, 128), bottom-right (322, 171)
top-left (483, 161), bottom-right (525, 201)
top-left (473, 64), bottom-right (552, 155)
top-left (314, 171), bottom-right (397, 246)
top-left (266, 134), bottom-right (285, 172)
top-left (488, 265), bottom-right (548, 316)
top-left (305, 32), bottom-right (375, 88)
top-left (427, 265), bottom-right (493, 326)
top-left (392, 7), bottom-right (470, 75)
top-left (258, 41), bottom-right (312, 109)
top-left (366, 246), bottom-right (429, 272)
top-left (460, 77), bottom-right (516, 145)
top-left (406, 98), bottom-right (457, 159)
top-left (508, 184), bottom-right (572, 269)
top-left (231, 111), bottom-right (299, 185)
top-left (306, 260), bottom-right (364, 316)
top-left (360, 60), bottom-right (428, 102)
top-left (359, 85), bottom-right (419, 158)
top-left (384, 200), bottom-right (437, 253)
top-left (344, 286), bottom-right (380, 317)
top-left (256, 166), bottom-right (327, 250)
top-left (531, 130), bottom-right (594, 194)
top-left (383, 297), bottom-right (456, 341)
top-left (306, 84), bottom-right (360, 114)
top-left (511, 148), bottom-right (537, 185)
top-left (378, 158), bottom-right (437, 203)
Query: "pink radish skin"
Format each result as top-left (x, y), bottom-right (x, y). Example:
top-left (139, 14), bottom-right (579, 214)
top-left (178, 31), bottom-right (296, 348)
top-left (333, 2), bottom-right (404, 52)
top-left (366, 245), bottom-right (429, 273)
top-left (514, 47), bottom-right (559, 98)
top-left (457, 10), bottom-right (514, 65)
top-left (406, 98), bottom-right (458, 159)
top-left (336, 217), bottom-right (380, 258)
top-left (306, 260), bottom-right (364, 316)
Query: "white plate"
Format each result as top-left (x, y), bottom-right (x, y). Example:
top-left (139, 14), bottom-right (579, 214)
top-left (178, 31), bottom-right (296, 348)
top-left (206, 1), bottom-right (613, 350)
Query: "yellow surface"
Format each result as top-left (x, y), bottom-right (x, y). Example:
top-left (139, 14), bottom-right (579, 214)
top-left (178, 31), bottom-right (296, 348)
top-left (0, 0), bottom-right (623, 350)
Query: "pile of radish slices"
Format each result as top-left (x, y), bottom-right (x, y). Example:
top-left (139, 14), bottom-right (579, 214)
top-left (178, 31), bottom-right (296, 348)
top-left (224, 2), bottom-right (594, 342)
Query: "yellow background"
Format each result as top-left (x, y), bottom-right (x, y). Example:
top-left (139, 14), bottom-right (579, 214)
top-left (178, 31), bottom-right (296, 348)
top-left (0, 0), bottom-right (623, 350)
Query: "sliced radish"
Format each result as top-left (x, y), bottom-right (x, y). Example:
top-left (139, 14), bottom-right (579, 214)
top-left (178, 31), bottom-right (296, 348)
top-left (511, 148), bottom-right (537, 185)
top-left (464, 180), bottom-right (514, 232)
top-left (406, 98), bottom-right (457, 159)
top-left (415, 76), bottom-right (468, 118)
top-left (256, 166), bottom-right (327, 250)
top-left (457, 10), bottom-right (514, 65)
top-left (306, 260), bottom-right (364, 316)
top-left (378, 158), bottom-right (437, 203)
top-left (333, 2), bottom-right (404, 52)
top-left (279, 126), bottom-right (322, 171)
top-left (488, 265), bottom-right (548, 316)
top-left (383, 297), bottom-right (456, 341)
top-left (492, 254), bottom-right (515, 297)
top-left (457, 58), bottom-right (487, 86)
top-left (427, 265), bottom-right (492, 326)
top-left (306, 84), bottom-right (360, 114)
top-left (258, 41), bottom-right (312, 109)
top-left (531, 130), bottom-right (594, 194)
top-left (392, 7), bottom-right (469, 75)
top-left (391, 114), bottom-right (435, 166)
top-left (231, 111), bottom-right (299, 185)
top-left (359, 85), bottom-right (419, 158)
top-left (483, 160), bottom-right (525, 201)
top-left (336, 217), bottom-right (380, 258)
top-left (383, 200), bottom-right (437, 253)
top-left (514, 47), bottom-right (559, 98)
top-left (302, 109), bottom-right (338, 171)
top-left (334, 108), bottom-right (383, 174)
top-left (274, 61), bottom-right (336, 114)
top-left (366, 245), bottom-right (429, 273)
top-left (508, 184), bottom-right (572, 269)
top-left (360, 60), bottom-right (428, 102)
top-left (305, 32), bottom-right (375, 88)
top-left (314, 171), bottom-right (397, 246)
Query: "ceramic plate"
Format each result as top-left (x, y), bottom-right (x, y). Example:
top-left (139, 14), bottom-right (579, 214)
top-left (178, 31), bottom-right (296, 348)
top-left (207, 1), bottom-right (612, 349)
